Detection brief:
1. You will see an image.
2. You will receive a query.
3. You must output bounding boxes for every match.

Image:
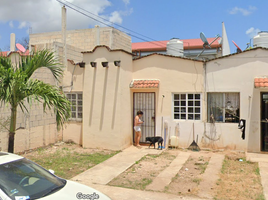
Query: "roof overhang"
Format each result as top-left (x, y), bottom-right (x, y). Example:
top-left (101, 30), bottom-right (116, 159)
top-left (255, 77), bottom-right (268, 88)
top-left (130, 79), bottom-right (160, 88)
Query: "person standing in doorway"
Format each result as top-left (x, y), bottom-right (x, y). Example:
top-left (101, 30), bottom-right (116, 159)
top-left (134, 111), bottom-right (144, 147)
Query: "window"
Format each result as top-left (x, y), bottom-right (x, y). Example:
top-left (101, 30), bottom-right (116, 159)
top-left (207, 93), bottom-right (240, 123)
top-left (66, 93), bottom-right (82, 120)
top-left (173, 93), bottom-right (201, 120)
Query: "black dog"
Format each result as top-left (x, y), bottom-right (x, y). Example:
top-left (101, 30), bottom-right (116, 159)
top-left (146, 136), bottom-right (163, 150)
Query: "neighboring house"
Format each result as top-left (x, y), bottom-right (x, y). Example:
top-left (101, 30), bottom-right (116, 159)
top-left (205, 47), bottom-right (268, 152)
top-left (0, 50), bottom-right (58, 153)
top-left (132, 37), bottom-right (222, 60)
top-left (29, 26), bottom-right (132, 64)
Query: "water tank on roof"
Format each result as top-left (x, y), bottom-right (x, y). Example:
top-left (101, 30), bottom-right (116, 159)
top-left (253, 32), bottom-right (268, 48)
top-left (167, 38), bottom-right (183, 57)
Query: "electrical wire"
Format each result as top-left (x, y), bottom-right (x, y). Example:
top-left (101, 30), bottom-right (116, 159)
top-left (55, 0), bottom-right (185, 53)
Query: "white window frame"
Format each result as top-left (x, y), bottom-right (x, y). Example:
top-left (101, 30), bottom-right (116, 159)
top-left (172, 93), bottom-right (202, 121)
top-left (207, 92), bottom-right (240, 123)
top-left (65, 93), bottom-right (83, 121)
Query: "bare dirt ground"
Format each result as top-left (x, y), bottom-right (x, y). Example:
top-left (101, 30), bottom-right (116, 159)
top-left (165, 151), bottom-right (211, 196)
top-left (20, 141), bottom-right (113, 156)
top-left (214, 151), bottom-right (264, 200)
top-left (108, 150), bottom-right (179, 190)
top-left (108, 149), bottom-right (264, 199)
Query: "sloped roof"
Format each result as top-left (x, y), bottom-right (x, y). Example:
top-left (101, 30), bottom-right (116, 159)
top-left (132, 37), bottom-right (221, 52)
top-left (0, 50), bottom-right (30, 57)
top-left (206, 47), bottom-right (268, 62)
top-left (133, 52), bottom-right (203, 62)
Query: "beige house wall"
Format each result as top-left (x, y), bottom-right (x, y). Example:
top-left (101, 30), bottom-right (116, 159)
top-left (60, 60), bottom-right (84, 145)
top-left (82, 47), bottom-right (133, 150)
top-left (132, 54), bottom-right (205, 148)
top-left (206, 48), bottom-right (268, 152)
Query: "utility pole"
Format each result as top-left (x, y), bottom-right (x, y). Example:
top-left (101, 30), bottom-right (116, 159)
top-left (62, 5), bottom-right (67, 68)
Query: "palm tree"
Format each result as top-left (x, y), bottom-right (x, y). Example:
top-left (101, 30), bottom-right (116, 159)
top-left (0, 50), bottom-right (71, 153)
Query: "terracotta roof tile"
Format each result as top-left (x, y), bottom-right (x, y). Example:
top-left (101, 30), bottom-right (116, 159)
top-left (0, 50), bottom-right (30, 57)
top-left (132, 37), bottom-right (221, 51)
top-left (130, 79), bottom-right (160, 89)
top-left (255, 77), bottom-right (268, 87)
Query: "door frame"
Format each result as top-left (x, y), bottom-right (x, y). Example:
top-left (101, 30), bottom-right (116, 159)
top-left (260, 92), bottom-right (268, 151)
top-left (133, 92), bottom-right (156, 144)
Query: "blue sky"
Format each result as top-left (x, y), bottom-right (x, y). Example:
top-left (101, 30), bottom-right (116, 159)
top-left (0, 0), bottom-right (266, 53)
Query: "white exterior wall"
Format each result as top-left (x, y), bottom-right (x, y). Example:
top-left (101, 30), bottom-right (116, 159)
top-left (132, 54), bottom-right (205, 148)
top-left (206, 48), bottom-right (268, 152)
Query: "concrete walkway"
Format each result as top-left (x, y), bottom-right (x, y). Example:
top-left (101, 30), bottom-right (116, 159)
top-left (146, 151), bottom-right (191, 191)
top-left (71, 147), bottom-right (268, 200)
top-left (72, 145), bottom-right (162, 185)
top-left (198, 154), bottom-right (225, 199)
top-left (247, 152), bottom-right (268, 200)
top-left (90, 184), bottom-right (203, 200)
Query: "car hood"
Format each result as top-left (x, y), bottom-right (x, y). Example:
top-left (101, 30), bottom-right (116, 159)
top-left (39, 180), bottom-right (111, 200)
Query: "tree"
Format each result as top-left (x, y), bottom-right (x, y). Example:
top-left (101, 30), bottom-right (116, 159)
top-left (0, 50), bottom-right (71, 153)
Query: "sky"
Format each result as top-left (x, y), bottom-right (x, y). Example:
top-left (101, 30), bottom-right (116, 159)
top-left (0, 0), bottom-right (267, 53)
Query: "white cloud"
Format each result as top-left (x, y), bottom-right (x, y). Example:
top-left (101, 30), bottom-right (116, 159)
top-left (109, 11), bottom-right (122, 24)
top-left (18, 21), bottom-right (28, 29)
top-left (0, 0), bottom-right (130, 33)
top-left (229, 6), bottom-right (257, 16)
top-left (9, 21), bottom-right (14, 28)
top-left (122, 0), bottom-right (130, 5)
top-left (246, 27), bottom-right (260, 38)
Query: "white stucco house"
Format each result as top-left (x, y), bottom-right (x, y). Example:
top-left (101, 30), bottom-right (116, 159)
top-left (61, 44), bottom-right (268, 153)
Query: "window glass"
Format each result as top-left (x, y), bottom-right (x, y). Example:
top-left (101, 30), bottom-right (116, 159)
top-left (207, 93), bottom-right (239, 123)
top-left (173, 93), bottom-right (201, 120)
top-left (65, 93), bottom-right (83, 121)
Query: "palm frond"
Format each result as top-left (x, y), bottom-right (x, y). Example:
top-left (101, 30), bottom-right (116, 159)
top-left (24, 79), bottom-right (71, 129)
top-left (20, 49), bottom-right (63, 81)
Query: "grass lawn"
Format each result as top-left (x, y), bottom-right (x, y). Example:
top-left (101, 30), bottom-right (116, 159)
top-left (23, 144), bottom-right (119, 179)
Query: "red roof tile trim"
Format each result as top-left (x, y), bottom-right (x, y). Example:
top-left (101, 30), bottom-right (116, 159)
top-left (0, 50), bottom-right (30, 57)
top-left (255, 78), bottom-right (268, 87)
top-left (132, 38), bottom-right (221, 52)
top-left (130, 79), bottom-right (160, 88)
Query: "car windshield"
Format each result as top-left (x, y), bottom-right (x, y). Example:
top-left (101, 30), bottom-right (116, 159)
top-left (0, 158), bottom-right (66, 200)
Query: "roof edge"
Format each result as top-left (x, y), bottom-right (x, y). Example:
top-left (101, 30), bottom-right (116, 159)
top-left (82, 45), bottom-right (134, 56)
top-left (133, 52), bottom-right (203, 62)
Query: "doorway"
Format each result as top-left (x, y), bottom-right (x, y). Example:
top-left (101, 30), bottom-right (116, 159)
top-left (261, 92), bottom-right (268, 151)
top-left (133, 92), bottom-right (156, 143)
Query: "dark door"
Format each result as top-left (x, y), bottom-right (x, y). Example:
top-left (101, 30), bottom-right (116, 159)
top-left (133, 92), bottom-right (155, 143)
top-left (261, 93), bottom-right (268, 151)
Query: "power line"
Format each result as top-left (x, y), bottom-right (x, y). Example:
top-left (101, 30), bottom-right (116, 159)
top-left (55, 0), bottom-right (184, 53)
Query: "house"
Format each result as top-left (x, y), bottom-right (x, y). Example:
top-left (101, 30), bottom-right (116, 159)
top-left (62, 44), bottom-right (268, 153)
top-left (132, 37), bottom-right (222, 60)
top-left (5, 24), bottom-right (267, 153)
top-left (205, 47), bottom-right (268, 152)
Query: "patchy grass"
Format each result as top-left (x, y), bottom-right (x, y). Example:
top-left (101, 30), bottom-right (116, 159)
top-left (108, 150), bottom-right (178, 190)
top-left (214, 153), bottom-right (264, 200)
top-left (23, 144), bottom-right (119, 179)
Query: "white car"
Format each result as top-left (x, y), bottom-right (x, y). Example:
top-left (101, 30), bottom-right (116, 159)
top-left (0, 152), bottom-right (111, 200)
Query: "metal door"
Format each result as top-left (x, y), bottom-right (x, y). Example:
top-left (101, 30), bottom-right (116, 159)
top-left (133, 92), bottom-right (155, 143)
top-left (261, 93), bottom-right (268, 151)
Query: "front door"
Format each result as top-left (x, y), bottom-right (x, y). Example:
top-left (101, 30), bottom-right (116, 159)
top-left (133, 92), bottom-right (155, 143)
top-left (261, 93), bottom-right (268, 151)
